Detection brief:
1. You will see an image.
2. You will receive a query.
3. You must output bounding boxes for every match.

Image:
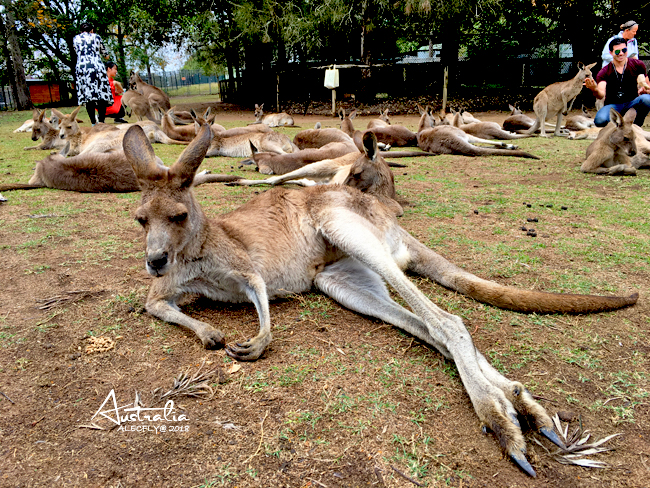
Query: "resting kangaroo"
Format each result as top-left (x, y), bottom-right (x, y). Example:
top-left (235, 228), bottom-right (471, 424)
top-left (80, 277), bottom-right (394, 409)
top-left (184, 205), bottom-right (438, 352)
top-left (581, 108), bottom-right (638, 175)
top-left (123, 120), bottom-right (637, 477)
top-left (451, 113), bottom-right (531, 140)
top-left (253, 103), bottom-right (295, 127)
top-left (526, 62), bottom-right (597, 137)
top-left (23, 109), bottom-right (66, 152)
top-left (233, 132), bottom-right (403, 216)
top-left (0, 150), bottom-right (238, 193)
top-left (416, 106), bottom-right (539, 159)
top-left (340, 108), bottom-right (418, 148)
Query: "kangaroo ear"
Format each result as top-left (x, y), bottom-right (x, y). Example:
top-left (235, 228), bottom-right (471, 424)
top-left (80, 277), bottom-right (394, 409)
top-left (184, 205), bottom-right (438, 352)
top-left (586, 62), bottom-right (596, 70)
top-left (610, 108), bottom-right (624, 127)
top-left (124, 125), bottom-right (166, 185)
top-left (349, 109), bottom-right (357, 119)
top-left (362, 131), bottom-right (379, 162)
top-left (452, 112), bottom-right (462, 127)
top-left (623, 108), bottom-right (636, 123)
top-left (71, 106), bottom-right (82, 119)
top-left (249, 140), bottom-right (259, 154)
top-left (37, 110), bottom-right (46, 122)
top-left (51, 108), bottom-right (65, 120)
top-left (577, 61), bottom-right (585, 70)
top-left (338, 108), bottom-right (345, 119)
top-left (168, 122), bottom-right (212, 188)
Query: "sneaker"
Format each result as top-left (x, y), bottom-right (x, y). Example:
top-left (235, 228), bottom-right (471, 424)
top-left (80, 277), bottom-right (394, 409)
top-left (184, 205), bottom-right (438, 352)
top-left (114, 118), bottom-right (128, 124)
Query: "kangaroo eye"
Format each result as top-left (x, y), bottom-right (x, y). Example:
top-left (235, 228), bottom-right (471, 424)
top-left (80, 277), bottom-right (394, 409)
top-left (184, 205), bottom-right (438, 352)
top-left (623, 137), bottom-right (630, 142)
top-left (170, 212), bottom-right (188, 223)
top-left (135, 216), bottom-right (147, 227)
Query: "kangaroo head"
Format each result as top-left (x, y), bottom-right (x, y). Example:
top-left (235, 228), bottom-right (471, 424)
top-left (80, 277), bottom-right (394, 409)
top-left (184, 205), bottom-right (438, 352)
top-left (31, 110), bottom-right (48, 142)
top-left (53, 106), bottom-right (81, 140)
top-left (339, 109), bottom-right (356, 135)
top-left (124, 122), bottom-right (212, 277)
top-left (508, 104), bottom-right (522, 115)
top-left (577, 62), bottom-right (597, 81)
top-left (417, 105), bottom-right (434, 132)
top-left (609, 108), bottom-right (637, 157)
top-left (345, 131), bottom-right (396, 201)
top-left (379, 109), bottom-right (390, 124)
top-left (254, 104), bottom-right (264, 121)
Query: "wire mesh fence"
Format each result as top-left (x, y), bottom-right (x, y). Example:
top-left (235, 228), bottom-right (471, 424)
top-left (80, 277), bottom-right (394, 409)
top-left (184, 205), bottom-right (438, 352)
top-left (136, 70), bottom-right (224, 98)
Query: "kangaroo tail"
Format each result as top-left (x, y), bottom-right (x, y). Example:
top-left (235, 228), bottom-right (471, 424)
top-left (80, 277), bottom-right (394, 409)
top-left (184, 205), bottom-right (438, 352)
top-left (404, 232), bottom-right (639, 313)
top-left (524, 118), bottom-right (541, 135)
top-left (466, 145), bottom-right (540, 160)
top-left (380, 150), bottom-right (437, 158)
top-left (0, 183), bottom-right (45, 191)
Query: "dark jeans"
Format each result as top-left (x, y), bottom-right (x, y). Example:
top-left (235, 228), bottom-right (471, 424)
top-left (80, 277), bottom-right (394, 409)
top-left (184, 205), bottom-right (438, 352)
top-left (86, 100), bottom-right (107, 124)
top-left (594, 94), bottom-right (650, 126)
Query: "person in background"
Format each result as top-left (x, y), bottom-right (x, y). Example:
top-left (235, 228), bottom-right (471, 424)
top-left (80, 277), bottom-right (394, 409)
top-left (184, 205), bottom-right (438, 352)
top-left (73, 22), bottom-right (112, 125)
top-left (587, 36), bottom-right (650, 126)
top-left (601, 20), bottom-right (639, 67)
top-left (104, 61), bottom-right (128, 124)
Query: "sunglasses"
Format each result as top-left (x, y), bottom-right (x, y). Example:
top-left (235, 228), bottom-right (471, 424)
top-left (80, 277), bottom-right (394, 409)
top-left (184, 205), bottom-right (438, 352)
top-left (614, 48), bottom-right (628, 55)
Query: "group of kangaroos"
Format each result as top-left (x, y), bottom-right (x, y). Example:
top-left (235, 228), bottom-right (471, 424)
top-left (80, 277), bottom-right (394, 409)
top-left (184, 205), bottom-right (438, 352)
top-left (3, 64), bottom-right (645, 477)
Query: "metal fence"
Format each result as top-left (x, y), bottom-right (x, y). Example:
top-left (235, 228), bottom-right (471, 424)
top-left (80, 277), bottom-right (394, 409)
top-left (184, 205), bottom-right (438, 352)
top-left (0, 86), bottom-right (16, 111)
top-left (218, 56), bottom-right (650, 109)
top-left (136, 70), bottom-right (224, 98)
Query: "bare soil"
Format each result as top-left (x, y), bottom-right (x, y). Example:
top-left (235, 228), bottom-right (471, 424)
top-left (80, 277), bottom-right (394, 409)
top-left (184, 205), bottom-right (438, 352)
top-left (0, 105), bottom-right (648, 488)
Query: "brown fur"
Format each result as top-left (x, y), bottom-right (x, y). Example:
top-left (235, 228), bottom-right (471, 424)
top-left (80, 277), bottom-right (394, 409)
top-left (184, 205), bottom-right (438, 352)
top-left (253, 103), bottom-right (295, 127)
top-left (129, 71), bottom-right (171, 121)
top-left (451, 113), bottom-right (532, 140)
top-left (239, 141), bottom-right (358, 175)
top-left (23, 109), bottom-right (66, 152)
top-left (122, 90), bottom-right (158, 122)
top-left (581, 108), bottom-right (638, 175)
top-left (160, 107), bottom-right (197, 142)
top-left (366, 109), bottom-right (390, 129)
top-left (416, 106), bottom-right (539, 159)
top-left (293, 128), bottom-right (354, 149)
top-left (122, 120), bottom-right (637, 475)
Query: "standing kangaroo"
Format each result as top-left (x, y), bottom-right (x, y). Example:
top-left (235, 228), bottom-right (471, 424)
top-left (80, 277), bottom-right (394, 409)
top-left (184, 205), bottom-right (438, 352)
top-left (122, 89), bottom-right (158, 122)
top-left (581, 108), bottom-right (638, 175)
top-left (129, 71), bottom-right (171, 121)
top-left (122, 120), bottom-right (637, 477)
top-left (526, 62), bottom-right (597, 137)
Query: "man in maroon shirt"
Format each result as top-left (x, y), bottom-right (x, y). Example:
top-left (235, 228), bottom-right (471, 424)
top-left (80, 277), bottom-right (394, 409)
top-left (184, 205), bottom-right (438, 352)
top-left (585, 36), bottom-right (650, 126)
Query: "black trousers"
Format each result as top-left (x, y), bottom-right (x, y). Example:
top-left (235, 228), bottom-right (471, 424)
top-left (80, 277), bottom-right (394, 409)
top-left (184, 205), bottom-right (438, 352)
top-left (86, 100), bottom-right (107, 124)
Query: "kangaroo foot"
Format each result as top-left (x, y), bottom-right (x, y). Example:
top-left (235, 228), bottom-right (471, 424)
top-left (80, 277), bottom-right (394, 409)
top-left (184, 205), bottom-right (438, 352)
top-left (225, 332), bottom-right (272, 361)
top-left (198, 328), bottom-right (226, 349)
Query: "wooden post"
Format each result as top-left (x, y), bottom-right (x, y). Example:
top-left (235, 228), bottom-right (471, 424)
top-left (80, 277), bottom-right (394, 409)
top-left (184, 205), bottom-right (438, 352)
top-left (331, 89), bottom-right (336, 116)
top-left (276, 74), bottom-right (280, 112)
top-left (442, 66), bottom-right (449, 113)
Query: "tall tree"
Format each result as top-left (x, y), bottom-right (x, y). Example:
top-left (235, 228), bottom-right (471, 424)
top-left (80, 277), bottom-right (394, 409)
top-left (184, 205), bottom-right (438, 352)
top-left (1, 0), bottom-right (33, 109)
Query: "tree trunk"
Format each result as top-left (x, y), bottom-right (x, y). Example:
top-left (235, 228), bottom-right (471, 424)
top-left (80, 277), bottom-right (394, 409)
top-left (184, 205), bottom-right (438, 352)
top-left (2, 2), bottom-right (33, 110)
top-left (440, 15), bottom-right (460, 94)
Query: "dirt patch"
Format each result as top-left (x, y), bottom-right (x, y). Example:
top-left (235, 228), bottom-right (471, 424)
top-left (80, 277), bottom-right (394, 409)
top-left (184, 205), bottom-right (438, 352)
top-left (0, 106), bottom-right (648, 487)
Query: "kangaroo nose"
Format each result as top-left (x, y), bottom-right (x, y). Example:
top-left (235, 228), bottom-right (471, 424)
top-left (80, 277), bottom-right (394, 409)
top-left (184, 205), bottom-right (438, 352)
top-left (148, 252), bottom-right (168, 270)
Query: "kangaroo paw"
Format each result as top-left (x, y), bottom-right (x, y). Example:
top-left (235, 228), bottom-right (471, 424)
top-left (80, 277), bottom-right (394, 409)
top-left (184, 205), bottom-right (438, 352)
top-left (225, 333), bottom-right (272, 361)
top-left (199, 328), bottom-right (226, 349)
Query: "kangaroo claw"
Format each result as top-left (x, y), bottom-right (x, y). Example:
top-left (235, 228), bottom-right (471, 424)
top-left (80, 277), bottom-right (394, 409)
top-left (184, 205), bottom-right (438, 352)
top-left (540, 426), bottom-right (564, 448)
top-left (510, 449), bottom-right (536, 477)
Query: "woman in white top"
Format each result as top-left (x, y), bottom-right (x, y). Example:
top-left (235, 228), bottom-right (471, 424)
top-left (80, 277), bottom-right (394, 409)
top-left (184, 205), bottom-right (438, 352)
top-left (601, 20), bottom-right (639, 67)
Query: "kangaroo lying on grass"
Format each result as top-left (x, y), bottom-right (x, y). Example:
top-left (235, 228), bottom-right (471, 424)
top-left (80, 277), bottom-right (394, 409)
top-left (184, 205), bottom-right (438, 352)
top-left (451, 113), bottom-right (532, 140)
top-left (0, 149), bottom-right (239, 194)
top-left (340, 108), bottom-right (418, 148)
top-left (366, 109), bottom-right (391, 129)
top-left (581, 108), bottom-right (638, 175)
top-left (23, 109), bottom-right (66, 152)
top-left (123, 120), bottom-right (637, 477)
top-left (564, 105), bottom-right (596, 131)
top-left (253, 103), bottom-right (295, 127)
top-left (526, 62), bottom-right (597, 137)
top-left (232, 132), bottom-right (403, 216)
top-left (416, 106), bottom-right (539, 158)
